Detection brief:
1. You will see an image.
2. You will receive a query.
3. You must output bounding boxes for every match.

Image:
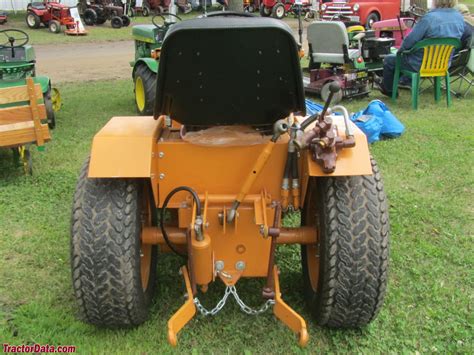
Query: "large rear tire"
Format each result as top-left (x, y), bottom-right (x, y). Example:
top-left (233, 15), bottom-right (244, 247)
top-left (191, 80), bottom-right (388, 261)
top-left (260, 5), bottom-right (271, 17)
top-left (301, 157), bottom-right (389, 327)
top-left (71, 158), bottom-right (157, 326)
top-left (25, 12), bottom-right (41, 29)
top-left (271, 3), bottom-right (285, 19)
top-left (134, 64), bottom-right (156, 115)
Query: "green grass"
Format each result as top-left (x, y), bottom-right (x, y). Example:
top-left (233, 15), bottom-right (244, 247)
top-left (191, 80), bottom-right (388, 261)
top-left (0, 78), bottom-right (473, 353)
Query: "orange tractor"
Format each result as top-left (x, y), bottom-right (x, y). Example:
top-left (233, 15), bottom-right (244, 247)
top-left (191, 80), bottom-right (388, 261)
top-left (71, 15), bottom-right (390, 347)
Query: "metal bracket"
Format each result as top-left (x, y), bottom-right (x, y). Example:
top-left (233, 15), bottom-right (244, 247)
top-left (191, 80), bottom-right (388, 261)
top-left (273, 266), bottom-right (309, 347)
top-left (167, 266), bottom-right (197, 347)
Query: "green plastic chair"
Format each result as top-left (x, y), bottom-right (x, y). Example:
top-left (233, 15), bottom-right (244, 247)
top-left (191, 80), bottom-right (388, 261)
top-left (392, 38), bottom-right (461, 109)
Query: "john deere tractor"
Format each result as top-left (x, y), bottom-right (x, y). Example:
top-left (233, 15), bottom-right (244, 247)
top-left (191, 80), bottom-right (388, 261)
top-left (0, 29), bottom-right (60, 128)
top-left (131, 13), bottom-right (181, 115)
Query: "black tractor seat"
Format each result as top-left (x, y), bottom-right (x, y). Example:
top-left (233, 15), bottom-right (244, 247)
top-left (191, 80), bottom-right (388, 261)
top-left (154, 16), bottom-right (305, 126)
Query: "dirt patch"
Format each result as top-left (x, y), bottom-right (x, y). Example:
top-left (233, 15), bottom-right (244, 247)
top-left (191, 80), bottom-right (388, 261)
top-left (35, 41), bottom-right (135, 84)
top-left (34, 18), bottom-right (310, 85)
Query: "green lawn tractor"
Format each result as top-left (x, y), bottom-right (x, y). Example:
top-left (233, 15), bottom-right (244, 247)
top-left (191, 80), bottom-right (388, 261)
top-left (131, 13), bottom-right (180, 115)
top-left (0, 29), bottom-right (61, 174)
top-left (0, 29), bottom-right (61, 127)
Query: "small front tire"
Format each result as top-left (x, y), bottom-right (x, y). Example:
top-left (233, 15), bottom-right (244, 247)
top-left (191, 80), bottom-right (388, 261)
top-left (134, 64), bottom-right (156, 115)
top-left (111, 16), bottom-right (123, 28)
top-left (48, 20), bottom-right (61, 34)
top-left (121, 15), bottom-right (131, 27)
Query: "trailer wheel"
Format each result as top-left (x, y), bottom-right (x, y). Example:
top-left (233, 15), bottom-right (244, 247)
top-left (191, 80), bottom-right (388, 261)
top-left (365, 12), bottom-right (380, 29)
top-left (271, 4), bottom-right (285, 19)
top-left (71, 158), bottom-right (157, 327)
top-left (48, 20), bottom-right (61, 34)
top-left (25, 12), bottom-right (41, 29)
top-left (321, 81), bottom-right (343, 105)
top-left (134, 64), bottom-right (156, 115)
top-left (43, 88), bottom-right (56, 129)
top-left (111, 16), bottom-right (123, 28)
top-left (301, 157), bottom-right (389, 327)
top-left (83, 8), bottom-right (98, 26)
top-left (260, 5), bottom-right (271, 17)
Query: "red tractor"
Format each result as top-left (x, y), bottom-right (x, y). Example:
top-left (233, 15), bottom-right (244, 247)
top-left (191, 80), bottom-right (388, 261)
top-left (259, 0), bottom-right (312, 20)
top-left (26, 1), bottom-right (85, 34)
top-left (130, 0), bottom-right (171, 16)
top-left (0, 12), bottom-right (7, 25)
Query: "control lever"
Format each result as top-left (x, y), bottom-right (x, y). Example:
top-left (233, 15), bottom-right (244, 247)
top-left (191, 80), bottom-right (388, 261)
top-left (319, 81), bottom-right (340, 120)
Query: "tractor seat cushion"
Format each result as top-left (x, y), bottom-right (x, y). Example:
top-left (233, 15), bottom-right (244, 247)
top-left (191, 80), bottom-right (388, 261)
top-left (154, 16), bottom-right (306, 126)
top-left (308, 21), bottom-right (358, 65)
top-left (312, 49), bottom-right (360, 64)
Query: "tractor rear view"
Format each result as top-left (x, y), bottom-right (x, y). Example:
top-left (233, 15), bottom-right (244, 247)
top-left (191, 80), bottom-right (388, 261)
top-left (71, 15), bottom-right (389, 347)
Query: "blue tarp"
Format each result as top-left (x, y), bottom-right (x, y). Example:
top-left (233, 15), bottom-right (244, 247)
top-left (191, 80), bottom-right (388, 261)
top-left (304, 99), bottom-right (405, 144)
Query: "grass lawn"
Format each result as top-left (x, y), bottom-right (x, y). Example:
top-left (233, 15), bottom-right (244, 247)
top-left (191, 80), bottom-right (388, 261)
top-left (0, 77), bottom-right (472, 353)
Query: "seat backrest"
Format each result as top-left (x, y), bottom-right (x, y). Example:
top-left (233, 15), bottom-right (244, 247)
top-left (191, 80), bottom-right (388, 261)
top-left (411, 38), bottom-right (461, 77)
top-left (307, 21), bottom-right (349, 64)
top-left (0, 78), bottom-right (49, 148)
top-left (154, 17), bottom-right (305, 126)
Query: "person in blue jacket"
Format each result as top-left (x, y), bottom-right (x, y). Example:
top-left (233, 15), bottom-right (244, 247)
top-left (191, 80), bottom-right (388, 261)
top-left (377, 0), bottom-right (467, 97)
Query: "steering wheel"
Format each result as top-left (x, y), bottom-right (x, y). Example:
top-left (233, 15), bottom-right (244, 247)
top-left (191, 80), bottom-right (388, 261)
top-left (152, 13), bottom-right (182, 28)
top-left (0, 29), bottom-right (29, 49)
top-left (206, 11), bottom-right (255, 18)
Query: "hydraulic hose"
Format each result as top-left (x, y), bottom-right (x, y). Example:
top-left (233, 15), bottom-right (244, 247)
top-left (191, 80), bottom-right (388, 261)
top-left (160, 186), bottom-right (202, 257)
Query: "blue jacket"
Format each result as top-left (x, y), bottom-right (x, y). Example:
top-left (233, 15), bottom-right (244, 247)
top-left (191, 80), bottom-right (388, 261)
top-left (400, 8), bottom-right (466, 71)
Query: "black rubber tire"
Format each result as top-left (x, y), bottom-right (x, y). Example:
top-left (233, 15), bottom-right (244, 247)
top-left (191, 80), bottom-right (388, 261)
top-left (134, 64), bottom-right (156, 115)
top-left (43, 88), bottom-right (56, 129)
top-left (142, 5), bottom-right (150, 17)
top-left (301, 157), bottom-right (389, 328)
top-left (96, 16), bottom-right (107, 25)
top-left (83, 8), bottom-right (98, 26)
top-left (111, 16), bottom-right (123, 28)
top-left (259, 5), bottom-right (271, 17)
top-left (48, 20), bottom-right (61, 34)
top-left (25, 12), bottom-right (41, 29)
top-left (365, 12), bottom-right (380, 29)
top-left (321, 81), bottom-right (343, 105)
top-left (121, 15), bottom-right (131, 27)
top-left (271, 3), bottom-right (285, 19)
top-left (71, 158), bottom-right (157, 327)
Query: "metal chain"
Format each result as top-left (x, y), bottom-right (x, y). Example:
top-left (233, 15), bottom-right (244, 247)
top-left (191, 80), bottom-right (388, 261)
top-left (230, 286), bottom-right (275, 315)
top-left (194, 285), bottom-right (275, 316)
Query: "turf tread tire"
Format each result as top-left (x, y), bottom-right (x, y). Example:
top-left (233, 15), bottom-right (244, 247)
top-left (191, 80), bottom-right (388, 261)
top-left (71, 158), bottom-right (156, 327)
top-left (302, 157), bottom-right (389, 328)
top-left (134, 64), bottom-right (156, 115)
